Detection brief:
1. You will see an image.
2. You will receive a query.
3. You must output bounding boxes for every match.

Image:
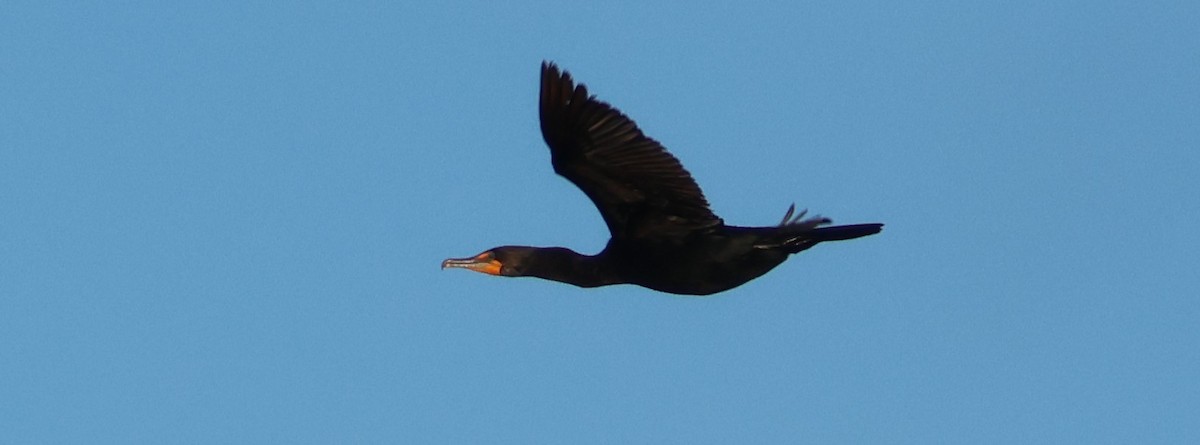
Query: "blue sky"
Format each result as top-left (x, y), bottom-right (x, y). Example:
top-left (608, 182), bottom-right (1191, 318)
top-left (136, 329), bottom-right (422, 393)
top-left (3, 1), bottom-right (1198, 443)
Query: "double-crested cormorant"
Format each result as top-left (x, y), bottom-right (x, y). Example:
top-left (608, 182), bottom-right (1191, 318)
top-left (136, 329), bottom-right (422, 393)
top-left (442, 62), bottom-right (882, 295)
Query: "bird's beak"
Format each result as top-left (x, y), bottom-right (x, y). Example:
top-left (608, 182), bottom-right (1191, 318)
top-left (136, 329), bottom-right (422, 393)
top-left (441, 252), bottom-right (503, 276)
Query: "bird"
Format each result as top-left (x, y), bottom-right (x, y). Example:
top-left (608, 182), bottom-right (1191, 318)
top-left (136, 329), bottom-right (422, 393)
top-left (441, 62), bottom-right (882, 296)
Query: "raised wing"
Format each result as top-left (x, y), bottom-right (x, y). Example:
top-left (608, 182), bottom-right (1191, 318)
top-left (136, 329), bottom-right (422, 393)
top-left (539, 62), bottom-right (721, 239)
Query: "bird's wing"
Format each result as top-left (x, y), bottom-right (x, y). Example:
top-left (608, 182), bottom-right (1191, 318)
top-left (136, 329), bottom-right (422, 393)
top-left (539, 62), bottom-right (721, 240)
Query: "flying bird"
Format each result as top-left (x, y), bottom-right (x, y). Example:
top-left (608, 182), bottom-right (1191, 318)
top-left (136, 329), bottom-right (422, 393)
top-left (442, 62), bottom-right (882, 295)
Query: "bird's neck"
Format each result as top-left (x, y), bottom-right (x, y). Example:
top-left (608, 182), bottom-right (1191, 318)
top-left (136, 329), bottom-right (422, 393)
top-left (524, 247), bottom-right (620, 289)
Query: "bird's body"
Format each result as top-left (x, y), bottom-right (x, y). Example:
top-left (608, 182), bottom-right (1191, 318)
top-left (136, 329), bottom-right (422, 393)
top-left (442, 63), bottom-right (882, 296)
top-left (601, 228), bottom-right (797, 295)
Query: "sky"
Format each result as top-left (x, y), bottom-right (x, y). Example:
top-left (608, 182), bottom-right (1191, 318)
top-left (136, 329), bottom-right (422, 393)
top-left (2, 1), bottom-right (1198, 443)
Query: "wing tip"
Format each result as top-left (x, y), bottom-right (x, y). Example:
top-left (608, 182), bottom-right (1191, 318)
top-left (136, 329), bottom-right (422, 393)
top-left (541, 60), bottom-right (573, 91)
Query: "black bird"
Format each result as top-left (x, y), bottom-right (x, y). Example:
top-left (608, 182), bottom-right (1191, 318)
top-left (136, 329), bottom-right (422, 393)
top-left (442, 63), bottom-right (882, 295)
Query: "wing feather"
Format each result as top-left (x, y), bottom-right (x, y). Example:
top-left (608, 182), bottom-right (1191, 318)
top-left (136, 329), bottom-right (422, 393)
top-left (539, 62), bottom-right (721, 239)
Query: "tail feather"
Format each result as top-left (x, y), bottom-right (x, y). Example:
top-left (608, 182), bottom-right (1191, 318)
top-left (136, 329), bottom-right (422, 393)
top-left (772, 222), bottom-right (882, 254)
top-left (809, 223), bottom-right (884, 242)
top-left (753, 204), bottom-right (883, 253)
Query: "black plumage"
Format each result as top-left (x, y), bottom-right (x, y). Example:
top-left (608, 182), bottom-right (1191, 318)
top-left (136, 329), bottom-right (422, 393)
top-left (442, 62), bottom-right (882, 295)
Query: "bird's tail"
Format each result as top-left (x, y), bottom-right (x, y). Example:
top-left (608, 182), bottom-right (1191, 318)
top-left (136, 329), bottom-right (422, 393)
top-left (760, 204), bottom-right (883, 253)
top-left (807, 223), bottom-right (884, 242)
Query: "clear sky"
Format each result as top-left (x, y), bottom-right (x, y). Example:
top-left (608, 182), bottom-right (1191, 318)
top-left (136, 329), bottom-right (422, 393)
top-left (3, 1), bottom-right (1197, 443)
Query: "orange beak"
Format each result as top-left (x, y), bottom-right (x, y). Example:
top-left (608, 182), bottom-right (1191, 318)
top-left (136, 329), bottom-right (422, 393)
top-left (441, 251), bottom-right (503, 276)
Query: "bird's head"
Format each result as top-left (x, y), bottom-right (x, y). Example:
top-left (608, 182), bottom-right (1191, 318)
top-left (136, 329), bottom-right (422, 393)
top-left (441, 246), bottom-right (540, 277)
